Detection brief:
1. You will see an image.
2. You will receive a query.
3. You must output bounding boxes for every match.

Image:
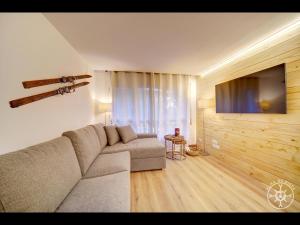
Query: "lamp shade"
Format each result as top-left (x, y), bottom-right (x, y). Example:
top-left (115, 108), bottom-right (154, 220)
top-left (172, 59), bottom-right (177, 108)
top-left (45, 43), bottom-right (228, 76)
top-left (98, 102), bottom-right (112, 113)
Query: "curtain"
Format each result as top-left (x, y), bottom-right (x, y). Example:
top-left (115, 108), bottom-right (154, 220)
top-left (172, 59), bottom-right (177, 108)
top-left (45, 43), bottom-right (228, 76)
top-left (111, 71), bottom-right (196, 143)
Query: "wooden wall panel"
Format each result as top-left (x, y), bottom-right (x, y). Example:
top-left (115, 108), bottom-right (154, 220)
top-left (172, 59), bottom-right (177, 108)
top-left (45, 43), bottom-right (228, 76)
top-left (197, 33), bottom-right (300, 201)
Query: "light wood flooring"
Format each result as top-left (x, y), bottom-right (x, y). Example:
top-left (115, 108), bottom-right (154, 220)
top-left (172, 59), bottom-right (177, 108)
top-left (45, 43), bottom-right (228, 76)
top-left (131, 155), bottom-right (300, 212)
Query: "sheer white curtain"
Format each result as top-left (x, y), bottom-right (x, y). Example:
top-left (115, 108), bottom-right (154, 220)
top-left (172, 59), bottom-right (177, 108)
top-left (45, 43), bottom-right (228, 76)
top-left (111, 71), bottom-right (196, 143)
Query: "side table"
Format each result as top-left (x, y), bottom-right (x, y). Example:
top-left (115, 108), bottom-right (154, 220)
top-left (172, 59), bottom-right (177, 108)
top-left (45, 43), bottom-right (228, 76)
top-left (164, 134), bottom-right (186, 160)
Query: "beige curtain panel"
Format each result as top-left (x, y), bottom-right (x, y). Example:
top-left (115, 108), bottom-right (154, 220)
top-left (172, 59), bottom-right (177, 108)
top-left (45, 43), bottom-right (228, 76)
top-left (111, 71), bottom-right (196, 142)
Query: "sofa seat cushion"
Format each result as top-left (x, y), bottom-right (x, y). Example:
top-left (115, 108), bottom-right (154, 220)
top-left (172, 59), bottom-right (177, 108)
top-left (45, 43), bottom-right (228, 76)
top-left (63, 126), bottom-right (101, 175)
top-left (102, 138), bottom-right (165, 159)
top-left (56, 171), bottom-right (130, 212)
top-left (0, 137), bottom-right (81, 212)
top-left (84, 151), bottom-right (130, 179)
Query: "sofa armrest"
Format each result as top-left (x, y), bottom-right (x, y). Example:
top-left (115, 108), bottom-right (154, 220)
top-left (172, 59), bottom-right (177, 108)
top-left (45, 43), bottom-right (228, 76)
top-left (137, 133), bottom-right (157, 139)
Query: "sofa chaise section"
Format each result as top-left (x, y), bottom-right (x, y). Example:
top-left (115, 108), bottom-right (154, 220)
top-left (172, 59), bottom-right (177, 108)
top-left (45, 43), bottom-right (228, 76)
top-left (102, 136), bottom-right (166, 171)
top-left (91, 123), bottom-right (166, 171)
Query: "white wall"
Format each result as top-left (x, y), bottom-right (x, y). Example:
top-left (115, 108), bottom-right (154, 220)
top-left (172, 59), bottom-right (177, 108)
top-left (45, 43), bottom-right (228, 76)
top-left (93, 70), bottom-right (112, 124)
top-left (0, 13), bottom-right (95, 154)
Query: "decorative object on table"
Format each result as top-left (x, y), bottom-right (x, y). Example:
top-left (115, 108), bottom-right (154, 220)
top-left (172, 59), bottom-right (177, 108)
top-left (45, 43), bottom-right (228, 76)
top-left (98, 102), bottom-right (112, 125)
top-left (185, 144), bottom-right (201, 156)
top-left (174, 128), bottom-right (180, 136)
top-left (197, 98), bottom-right (211, 156)
top-left (9, 82), bottom-right (90, 108)
top-left (164, 134), bottom-right (186, 160)
top-left (22, 74), bottom-right (92, 88)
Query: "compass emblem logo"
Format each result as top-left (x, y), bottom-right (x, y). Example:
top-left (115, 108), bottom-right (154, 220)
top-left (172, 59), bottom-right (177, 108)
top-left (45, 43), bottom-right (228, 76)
top-left (267, 179), bottom-right (295, 210)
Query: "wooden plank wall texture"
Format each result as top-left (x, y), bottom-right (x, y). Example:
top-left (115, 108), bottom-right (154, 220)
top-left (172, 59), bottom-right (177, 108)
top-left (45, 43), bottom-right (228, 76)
top-left (196, 33), bottom-right (300, 201)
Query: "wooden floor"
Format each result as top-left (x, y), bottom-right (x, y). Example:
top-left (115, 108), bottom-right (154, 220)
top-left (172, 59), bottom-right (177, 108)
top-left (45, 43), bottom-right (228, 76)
top-left (131, 155), bottom-right (300, 212)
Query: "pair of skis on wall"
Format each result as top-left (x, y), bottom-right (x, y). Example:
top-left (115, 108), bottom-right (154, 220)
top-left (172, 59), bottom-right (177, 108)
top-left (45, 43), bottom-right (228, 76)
top-left (9, 75), bottom-right (92, 108)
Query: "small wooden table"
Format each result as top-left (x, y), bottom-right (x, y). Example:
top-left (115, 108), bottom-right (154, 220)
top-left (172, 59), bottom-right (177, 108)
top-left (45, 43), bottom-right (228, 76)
top-left (164, 135), bottom-right (187, 160)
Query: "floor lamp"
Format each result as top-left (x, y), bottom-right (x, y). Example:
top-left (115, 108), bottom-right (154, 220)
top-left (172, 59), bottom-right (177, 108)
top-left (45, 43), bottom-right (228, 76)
top-left (98, 102), bottom-right (112, 125)
top-left (197, 99), bottom-right (210, 156)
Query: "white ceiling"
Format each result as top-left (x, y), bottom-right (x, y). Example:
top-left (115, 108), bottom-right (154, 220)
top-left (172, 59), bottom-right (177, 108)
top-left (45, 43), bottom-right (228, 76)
top-left (44, 13), bottom-right (300, 75)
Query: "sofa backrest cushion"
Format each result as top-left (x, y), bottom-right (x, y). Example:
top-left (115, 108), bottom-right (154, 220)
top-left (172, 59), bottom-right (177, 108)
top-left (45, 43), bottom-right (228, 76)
top-left (104, 125), bottom-right (121, 146)
top-left (117, 125), bottom-right (138, 143)
top-left (63, 126), bottom-right (101, 175)
top-left (90, 123), bottom-right (107, 149)
top-left (0, 137), bottom-right (81, 212)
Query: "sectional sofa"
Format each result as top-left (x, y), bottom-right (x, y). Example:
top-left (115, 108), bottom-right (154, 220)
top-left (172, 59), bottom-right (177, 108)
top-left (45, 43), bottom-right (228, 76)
top-left (0, 123), bottom-right (166, 212)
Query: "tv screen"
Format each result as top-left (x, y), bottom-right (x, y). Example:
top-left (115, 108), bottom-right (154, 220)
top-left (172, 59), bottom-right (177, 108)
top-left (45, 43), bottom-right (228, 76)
top-left (215, 64), bottom-right (286, 114)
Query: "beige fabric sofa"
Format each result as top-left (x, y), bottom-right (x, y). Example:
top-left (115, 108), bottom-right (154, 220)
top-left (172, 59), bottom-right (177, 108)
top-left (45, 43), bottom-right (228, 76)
top-left (0, 123), bottom-right (166, 212)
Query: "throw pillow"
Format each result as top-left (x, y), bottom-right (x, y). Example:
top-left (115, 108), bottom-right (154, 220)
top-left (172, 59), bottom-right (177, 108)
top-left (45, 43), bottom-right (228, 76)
top-left (104, 125), bottom-right (121, 146)
top-left (117, 125), bottom-right (138, 143)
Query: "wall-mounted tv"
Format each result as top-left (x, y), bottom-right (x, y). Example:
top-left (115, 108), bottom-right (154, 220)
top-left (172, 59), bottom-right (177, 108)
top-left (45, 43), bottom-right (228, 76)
top-left (215, 64), bottom-right (286, 114)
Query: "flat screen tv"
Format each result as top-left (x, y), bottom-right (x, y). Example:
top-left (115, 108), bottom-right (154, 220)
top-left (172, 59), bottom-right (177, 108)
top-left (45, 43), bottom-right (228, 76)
top-left (215, 64), bottom-right (286, 114)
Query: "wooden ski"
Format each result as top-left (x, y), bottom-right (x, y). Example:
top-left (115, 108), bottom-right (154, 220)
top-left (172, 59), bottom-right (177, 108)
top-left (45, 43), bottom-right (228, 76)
top-left (22, 74), bottom-right (92, 89)
top-left (10, 82), bottom-right (89, 108)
